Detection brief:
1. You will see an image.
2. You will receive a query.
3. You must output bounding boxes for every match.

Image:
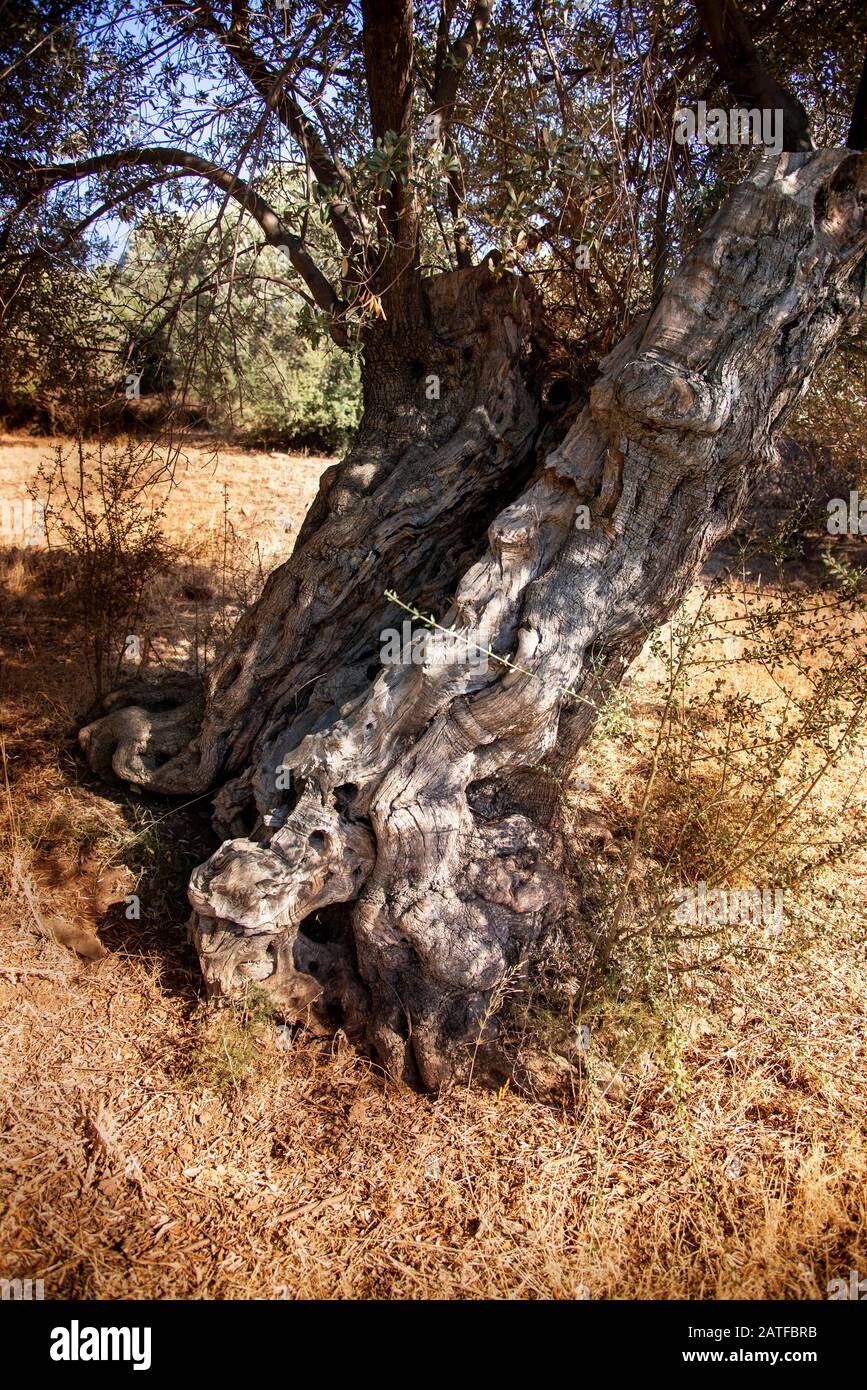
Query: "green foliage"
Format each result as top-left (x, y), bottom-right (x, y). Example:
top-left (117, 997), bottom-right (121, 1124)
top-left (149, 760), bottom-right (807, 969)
top-left (190, 986), bottom-right (277, 1094)
top-left (821, 544), bottom-right (867, 598)
top-left (106, 202), bottom-right (361, 452)
top-left (0, 202), bottom-right (362, 451)
top-left (0, 0), bottom-right (864, 451)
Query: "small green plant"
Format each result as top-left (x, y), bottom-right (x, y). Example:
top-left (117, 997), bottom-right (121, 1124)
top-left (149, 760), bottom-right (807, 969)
top-left (820, 543), bottom-right (866, 599)
top-left (767, 492), bottom-right (814, 568)
top-left (189, 985), bottom-right (276, 1094)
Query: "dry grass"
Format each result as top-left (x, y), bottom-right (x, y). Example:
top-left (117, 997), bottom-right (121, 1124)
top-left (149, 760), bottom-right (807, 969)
top-left (0, 435), bottom-right (865, 1300)
top-left (0, 433), bottom-right (330, 551)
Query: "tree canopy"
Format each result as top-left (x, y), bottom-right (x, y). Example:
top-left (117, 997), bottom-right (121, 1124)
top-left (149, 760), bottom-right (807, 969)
top-left (2, 0), bottom-right (864, 393)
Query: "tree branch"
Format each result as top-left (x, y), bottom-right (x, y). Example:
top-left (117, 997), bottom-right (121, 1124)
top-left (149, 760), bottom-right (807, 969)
top-left (0, 147), bottom-right (348, 344)
top-left (429, 0), bottom-right (493, 141)
top-left (693, 0), bottom-right (812, 151)
top-left (427, 2), bottom-right (494, 269)
top-left (847, 46), bottom-right (867, 151)
top-left (161, 0), bottom-right (367, 258)
top-left (360, 0), bottom-right (421, 330)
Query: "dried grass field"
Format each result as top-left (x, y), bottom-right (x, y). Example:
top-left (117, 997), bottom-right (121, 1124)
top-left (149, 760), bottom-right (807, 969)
top-left (0, 433), bottom-right (865, 1300)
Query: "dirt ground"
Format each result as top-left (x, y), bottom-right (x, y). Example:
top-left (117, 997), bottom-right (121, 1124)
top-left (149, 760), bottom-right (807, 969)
top-left (0, 433), bottom-right (865, 1299)
top-left (0, 431), bottom-right (331, 549)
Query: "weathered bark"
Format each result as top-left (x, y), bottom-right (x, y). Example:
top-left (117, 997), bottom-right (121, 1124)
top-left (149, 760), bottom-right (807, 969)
top-left (81, 149), bottom-right (867, 1088)
top-left (80, 262), bottom-right (545, 814)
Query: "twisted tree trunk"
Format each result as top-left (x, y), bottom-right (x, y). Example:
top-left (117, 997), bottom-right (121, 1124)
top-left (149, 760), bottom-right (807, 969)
top-left (81, 149), bottom-right (867, 1088)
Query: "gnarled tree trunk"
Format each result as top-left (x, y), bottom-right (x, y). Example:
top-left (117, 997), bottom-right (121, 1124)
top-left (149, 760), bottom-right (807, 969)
top-left (81, 149), bottom-right (867, 1088)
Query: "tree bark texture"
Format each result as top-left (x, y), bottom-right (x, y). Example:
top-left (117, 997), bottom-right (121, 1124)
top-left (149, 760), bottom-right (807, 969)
top-left (80, 149), bottom-right (867, 1087)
